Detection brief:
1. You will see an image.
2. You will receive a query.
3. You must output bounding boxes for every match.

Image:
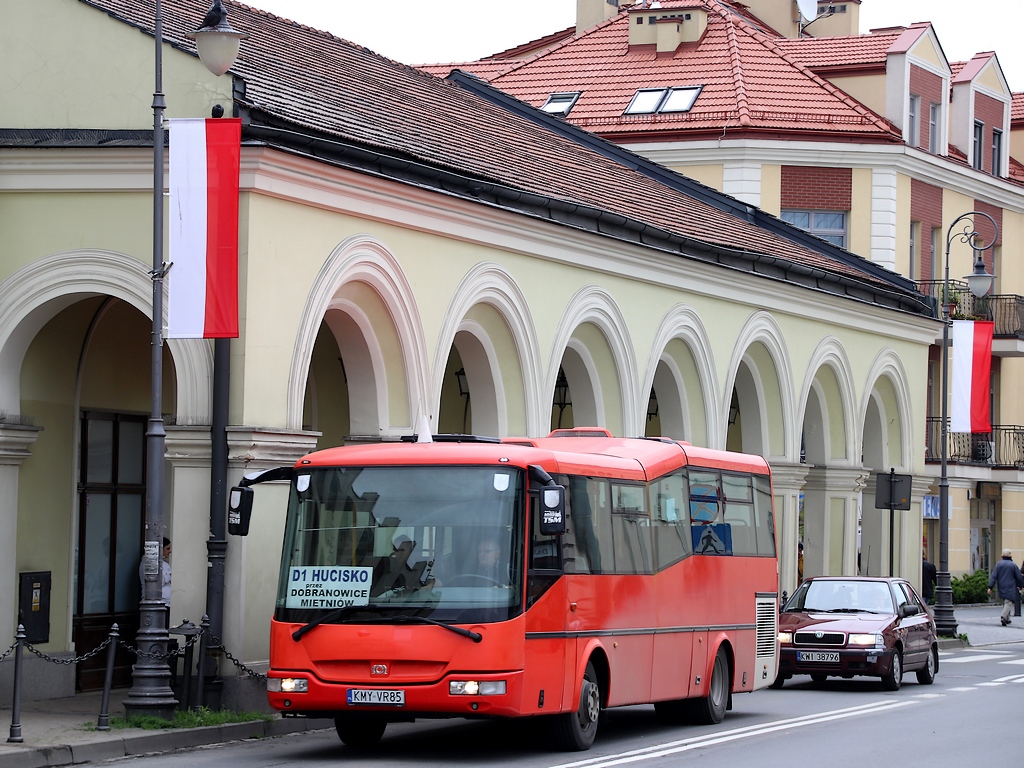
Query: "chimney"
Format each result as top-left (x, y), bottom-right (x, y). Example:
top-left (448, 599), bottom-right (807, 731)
top-left (629, 5), bottom-right (708, 51)
top-left (577, 0), bottom-right (620, 35)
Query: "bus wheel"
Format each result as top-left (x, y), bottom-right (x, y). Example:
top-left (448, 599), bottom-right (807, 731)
top-left (552, 661), bottom-right (601, 751)
top-left (688, 646), bottom-right (729, 725)
top-left (334, 715), bottom-right (387, 748)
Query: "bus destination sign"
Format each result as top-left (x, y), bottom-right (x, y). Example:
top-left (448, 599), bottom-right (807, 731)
top-left (286, 566), bottom-right (373, 609)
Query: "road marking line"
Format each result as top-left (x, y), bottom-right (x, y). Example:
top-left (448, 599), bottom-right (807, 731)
top-left (913, 693), bottom-right (944, 698)
top-left (941, 654), bottom-right (1011, 663)
top-left (945, 686), bottom-right (976, 692)
top-left (976, 682), bottom-right (1003, 687)
top-left (546, 701), bottom-right (917, 768)
top-left (993, 674), bottom-right (1024, 682)
top-left (998, 659), bottom-right (1024, 665)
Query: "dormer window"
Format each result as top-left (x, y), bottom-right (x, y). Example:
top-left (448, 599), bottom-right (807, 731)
top-left (624, 86), bottom-right (702, 115)
top-left (973, 121), bottom-right (984, 170)
top-left (928, 103), bottom-right (939, 154)
top-left (992, 129), bottom-right (1003, 176)
top-left (541, 92), bottom-right (581, 117)
top-left (908, 96), bottom-right (919, 147)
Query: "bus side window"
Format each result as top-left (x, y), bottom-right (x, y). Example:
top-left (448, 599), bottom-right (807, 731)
top-left (723, 473), bottom-right (757, 556)
top-left (611, 482), bottom-right (652, 573)
top-left (652, 471), bottom-right (691, 570)
top-left (753, 475), bottom-right (776, 556)
top-left (530, 493), bottom-right (561, 571)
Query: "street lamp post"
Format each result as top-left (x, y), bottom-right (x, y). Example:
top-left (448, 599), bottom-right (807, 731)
top-left (935, 212), bottom-right (997, 637)
top-left (123, 0), bottom-right (245, 720)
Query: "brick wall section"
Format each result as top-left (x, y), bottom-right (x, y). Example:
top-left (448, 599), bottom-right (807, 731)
top-left (909, 65), bottom-right (943, 151)
top-left (911, 179), bottom-right (942, 279)
top-left (974, 92), bottom-right (1005, 174)
top-left (780, 166), bottom-right (852, 210)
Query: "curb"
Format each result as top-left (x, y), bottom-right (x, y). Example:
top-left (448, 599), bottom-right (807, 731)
top-left (0, 717), bottom-right (329, 768)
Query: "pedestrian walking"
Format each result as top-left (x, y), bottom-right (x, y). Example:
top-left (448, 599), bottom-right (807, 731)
top-left (987, 549), bottom-right (1023, 625)
top-left (922, 551), bottom-right (936, 605)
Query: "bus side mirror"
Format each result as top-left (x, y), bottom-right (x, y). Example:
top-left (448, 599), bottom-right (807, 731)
top-left (539, 485), bottom-right (566, 536)
top-left (228, 486), bottom-right (254, 536)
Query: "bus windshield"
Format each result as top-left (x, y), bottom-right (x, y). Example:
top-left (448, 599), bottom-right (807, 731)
top-left (275, 465), bottom-right (526, 625)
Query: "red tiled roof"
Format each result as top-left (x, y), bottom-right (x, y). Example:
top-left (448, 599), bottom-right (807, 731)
top-left (418, 59), bottom-right (521, 80)
top-left (776, 29), bottom-right (904, 70)
top-left (75, 0), bottom-right (920, 302)
top-left (952, 53), bottom-right (994, 84)
top-left (455, 0), bottom-right (901, 143)
top-left (1012, 92), bottom-right (1024, 123)
top-left (482, 26), bottom-right (576, 60)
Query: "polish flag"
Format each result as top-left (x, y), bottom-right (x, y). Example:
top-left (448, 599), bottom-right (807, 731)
top-left (167, 118), bottom-right (241, 338)
top-left (950, 320), bottom-right (993, 433)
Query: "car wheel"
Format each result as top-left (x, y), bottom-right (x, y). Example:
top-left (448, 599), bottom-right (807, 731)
top-left (881, 648), bottom-right (903, 691)
top-left (686, 646), bottom-right (729, 725)
top-left (334, 715), bottom-right (387, 748)
top-left (552, 661), bottom-right (601, 751)
top-left (915, 645), bottom-right (937, 685)
top-left (810, 674), bottom-right (827, 684)
top-left (768, 674), bottom-right (787, 689)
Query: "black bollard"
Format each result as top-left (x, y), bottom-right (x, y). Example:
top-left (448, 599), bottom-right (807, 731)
top-left (195, 615), bottom-right (210, 711)
top-left (7, 624), bottom-right (25, 743)
top-left (97, 624), bottom-right (120, 731)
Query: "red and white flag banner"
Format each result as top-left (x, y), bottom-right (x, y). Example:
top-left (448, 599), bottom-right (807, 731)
top-left (168, 118), bottom-right (241, 339)
top-left (950, 320), bottom-right (993, 433)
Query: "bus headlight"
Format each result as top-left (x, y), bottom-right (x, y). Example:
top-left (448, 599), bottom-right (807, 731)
top-left (450, 680), bottom-right (506, 696)
top-left (777, 631), bottom-right (792, 645)
top-left (268, 677), bottom-right (308, 693)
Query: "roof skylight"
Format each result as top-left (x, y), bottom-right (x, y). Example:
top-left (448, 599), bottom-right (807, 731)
top-left (624, 86), bottom-right (702, 115)
top-left (541, 92), bottom-right (581, 117)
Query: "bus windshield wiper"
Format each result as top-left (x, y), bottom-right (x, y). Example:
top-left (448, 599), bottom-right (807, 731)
top-left (292, 604), bottom-right (385, 641)
top-left (379, 614), bottom-right (483, 643)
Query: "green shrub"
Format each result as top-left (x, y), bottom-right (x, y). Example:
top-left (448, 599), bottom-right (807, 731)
top-left (951, 569), bottom-right (989, 604)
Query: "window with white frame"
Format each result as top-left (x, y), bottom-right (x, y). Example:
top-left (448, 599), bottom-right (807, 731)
top-left (992, 129), bottom-right (1003, 176)
top-left (908, 95), bottom-right (919, 147)
top-left (780, 210), bottom-right (847, 248)
top-left (624, 86), bottom-right (702, 115)
top-left (541, 92), bottom-right (581, 117)
top-left (973, 121), bottom-right (984, 170)
top-left (909, 221), bottom-right (918, 280)
top-left (928, 103), bottom-right (940, 153)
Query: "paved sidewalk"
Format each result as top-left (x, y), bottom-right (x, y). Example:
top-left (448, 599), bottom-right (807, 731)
top-left (1, 604), bottom-right (1021, 767)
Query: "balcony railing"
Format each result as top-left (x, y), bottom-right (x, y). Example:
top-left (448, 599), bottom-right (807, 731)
top-left (925, 418), bottom-right (1024, 468)
top-left (918, 280), bottom-right (1024, 339)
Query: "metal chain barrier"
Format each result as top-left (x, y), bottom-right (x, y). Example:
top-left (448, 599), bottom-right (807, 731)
top-left (212, 636), bottom-right (267, 681)
top-left (0, 639), bottom-right (16, 663)
top-left (24, 636), bottom-right (112, 666)
top-left (118, 626), bottom-right (203, 660)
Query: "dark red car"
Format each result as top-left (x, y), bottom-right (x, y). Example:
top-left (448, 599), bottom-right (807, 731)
top-left (773, 576), bottom-right (938, 691)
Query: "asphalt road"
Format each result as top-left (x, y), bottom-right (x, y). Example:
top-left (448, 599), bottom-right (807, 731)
top-left (118, 638), bottom-right (1024, 767)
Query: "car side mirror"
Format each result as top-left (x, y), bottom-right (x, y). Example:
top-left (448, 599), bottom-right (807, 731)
top-left (899, 603), bottom-right (920, 618)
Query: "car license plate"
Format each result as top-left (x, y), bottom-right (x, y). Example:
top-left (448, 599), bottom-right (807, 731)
top-left (797, 651), bottom-right (839, 662)
top-left (347, 688), bottom-right (405, 706)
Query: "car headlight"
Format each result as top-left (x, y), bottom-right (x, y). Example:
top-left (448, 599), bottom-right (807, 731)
top-left (777, 631), bottom-right (792, 644)
top-left (847, 633), bottom-right (883, 647)
top-left (449, 680), bottom-right (506, 696)
top-left (267, 677), bottom-right (308, 693)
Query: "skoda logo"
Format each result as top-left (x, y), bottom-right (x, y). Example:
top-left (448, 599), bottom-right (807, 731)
top-left (371, 664), bottom-right (389, 676)
top-left (814, 631), bottom-right (824, 639)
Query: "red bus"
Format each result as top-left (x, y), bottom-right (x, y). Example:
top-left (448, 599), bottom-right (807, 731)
top-left (231, 428), bottom-right (779, 750)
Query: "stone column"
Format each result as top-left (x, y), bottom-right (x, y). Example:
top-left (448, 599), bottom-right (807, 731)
top-left (801, 466), bottom-right (870, 579)
top-left (222, 428), bottom-right (320, 667)
top-left (164, 427), bottom-right (213, 629)
top-left (0, 425), bottom-right (42, 645)
top-left (769, 462), bottom-right (810, 599)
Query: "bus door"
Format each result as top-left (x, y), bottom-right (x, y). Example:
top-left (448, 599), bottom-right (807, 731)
top-left (523, 491), bottom-right (566, 715)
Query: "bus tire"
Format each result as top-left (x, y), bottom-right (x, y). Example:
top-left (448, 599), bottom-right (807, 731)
top-left (334, 714), bottom-right (387, 748)
top-left (552, 660), bottom-right (601, 751)
top-left (687, 646), bottom-right (729, 725)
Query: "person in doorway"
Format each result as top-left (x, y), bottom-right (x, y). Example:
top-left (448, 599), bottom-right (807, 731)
top-left (987, 549), bottom-right (1024, 625)
top-left (138, 537), bottom-right (172, 605)
top-left (797, 542), bottom-right (804, 582)
top-left (922, 551), bottom-right (936, 605)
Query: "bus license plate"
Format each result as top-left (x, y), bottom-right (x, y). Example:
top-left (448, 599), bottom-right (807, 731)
top-left (797, 651), bottom-right (839, 662)
top-left (347, 688), bottom-right (405, 706)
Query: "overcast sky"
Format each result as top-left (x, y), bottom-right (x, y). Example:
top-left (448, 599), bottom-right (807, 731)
top-left (242, 0), bottom-right (1023, 91)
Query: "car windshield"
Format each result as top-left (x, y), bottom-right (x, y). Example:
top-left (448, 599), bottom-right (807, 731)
top-left (275, 465), bottom-right (526, 625)
top-left (786, 580), bottom-right (895, 614)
